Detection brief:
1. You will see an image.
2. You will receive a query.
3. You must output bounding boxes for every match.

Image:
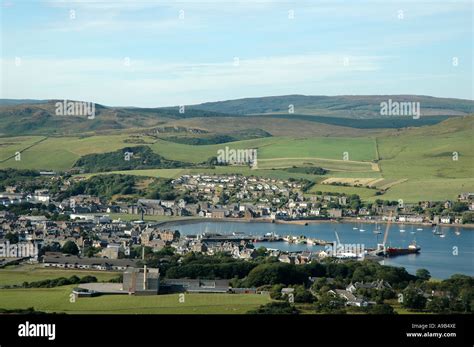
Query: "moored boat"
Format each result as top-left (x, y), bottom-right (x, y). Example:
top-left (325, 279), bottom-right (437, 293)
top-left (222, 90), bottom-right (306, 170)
top-left (384, 243), bottom-right (421, 256)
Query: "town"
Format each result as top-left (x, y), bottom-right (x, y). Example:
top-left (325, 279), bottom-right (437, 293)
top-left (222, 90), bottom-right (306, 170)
top-left (1, 171), bottom-right (473, 265)
top-left (0, 170), bottom-right (473, 315)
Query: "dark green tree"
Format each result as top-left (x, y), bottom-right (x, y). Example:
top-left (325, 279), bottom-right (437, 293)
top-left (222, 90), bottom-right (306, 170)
top-left (61, 241), bottom-right (79, 255)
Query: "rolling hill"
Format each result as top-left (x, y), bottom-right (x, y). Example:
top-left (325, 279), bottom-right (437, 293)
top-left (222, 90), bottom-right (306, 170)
top-left (188, 94), bottom-right (474, 118)
top-left (1, 95), bottom-right (472, 136)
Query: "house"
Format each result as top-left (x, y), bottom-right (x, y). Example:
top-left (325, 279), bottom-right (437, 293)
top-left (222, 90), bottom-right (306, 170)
top-left (157, 229), bottom-right (179, 242)
top-left (239, 248), bottom-right (257, 260)
top-left (160, 279), bottom-right (230, 293)
top-left (328, 208), bottom-right (342, 218)
top-left (211, 209), bottom-right (227, 219)
top-left (161, 200), bottom-right (175, 208)
top-left (458, 192), bottom-right (474, 202)
top-left (329, 289), bottom-right (368, 307)
top-left (192, 242), bottom-right (208, 253)
top-left (346, 280), bottom-right (392, 293)
top-left (43, 253), bottom-right (137, 271)
top-left (440, 216), bottom-right (452, 224)
top-left (34, 189), bottom-right (50, 203)
top-left (278, 254), bottom-right (295, 264)
top-left (100, 244), bottom-right (120, 259)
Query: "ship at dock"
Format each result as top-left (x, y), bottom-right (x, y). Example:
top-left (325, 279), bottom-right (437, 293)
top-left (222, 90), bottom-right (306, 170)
top-left (371, 212), bottom-right (421, 257)
top-left (383, 242), bottom-right (421, 256)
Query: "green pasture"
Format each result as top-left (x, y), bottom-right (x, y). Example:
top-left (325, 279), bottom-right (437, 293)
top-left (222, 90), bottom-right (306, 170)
top-left (0, 286), bottom-right (271, 314)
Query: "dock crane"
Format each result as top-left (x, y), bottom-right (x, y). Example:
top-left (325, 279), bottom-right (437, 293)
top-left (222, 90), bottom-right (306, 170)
top-left (333, 228), bottom-right (361, 258)
top-left (376, 211), bottom-right (393, 255)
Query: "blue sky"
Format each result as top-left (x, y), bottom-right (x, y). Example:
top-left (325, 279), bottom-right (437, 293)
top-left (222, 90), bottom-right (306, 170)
top-left (1, 0), bottom-right (472, 107)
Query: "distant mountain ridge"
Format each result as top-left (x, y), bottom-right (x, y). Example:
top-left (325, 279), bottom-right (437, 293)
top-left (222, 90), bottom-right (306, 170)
top-left (188, 94), bottom-right (474, 118)
top-left (0, 95), bottom-right (472, 136)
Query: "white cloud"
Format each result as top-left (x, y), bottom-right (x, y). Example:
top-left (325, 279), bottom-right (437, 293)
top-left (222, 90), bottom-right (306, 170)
top-left (1, 53), bottom-right (384, 106)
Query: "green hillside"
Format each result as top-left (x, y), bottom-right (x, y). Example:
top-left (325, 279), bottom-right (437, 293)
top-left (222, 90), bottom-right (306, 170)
top-left (189, 94), bottom-right (473, 118)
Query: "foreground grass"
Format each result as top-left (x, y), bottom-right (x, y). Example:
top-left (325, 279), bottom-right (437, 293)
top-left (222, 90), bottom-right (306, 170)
top-left (0, 285), bottom-right (271, 314)
top-left (0, 264), bottom-right (118, 286)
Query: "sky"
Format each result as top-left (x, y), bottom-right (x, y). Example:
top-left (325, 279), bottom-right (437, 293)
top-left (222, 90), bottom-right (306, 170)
top-left (1, 0), bottom-right (472, 107)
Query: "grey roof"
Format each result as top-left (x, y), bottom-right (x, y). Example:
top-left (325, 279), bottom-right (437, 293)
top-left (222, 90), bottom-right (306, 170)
top-left (43, 254), bottom-right (138, 267)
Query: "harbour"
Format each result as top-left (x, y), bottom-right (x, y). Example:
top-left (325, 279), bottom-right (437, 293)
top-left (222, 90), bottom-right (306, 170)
top-left (174, 221), bottom-right (474, 279)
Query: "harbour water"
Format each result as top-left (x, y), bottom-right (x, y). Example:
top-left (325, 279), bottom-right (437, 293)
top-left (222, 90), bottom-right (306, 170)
top-left (174, 221), bottom-right (474, 279)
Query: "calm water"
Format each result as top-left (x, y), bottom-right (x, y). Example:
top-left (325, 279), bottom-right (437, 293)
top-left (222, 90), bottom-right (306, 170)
top-left (174, 221), bottom-right (474, 279)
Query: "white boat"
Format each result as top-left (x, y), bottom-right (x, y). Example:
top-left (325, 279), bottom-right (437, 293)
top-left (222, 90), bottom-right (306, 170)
top-left (439, 234), bottom-right (446, 238)
top-left (353, 227), bottom-right (358, 230)
top-left (416, 228), bottom-right (423, 231)
top-left (400, 229), bottom-right (406, 233)
top-left (455, 230), bottom-right (461, 236)
top-left (373, 223), bottom-right (382, 234)
top-left (433, 227), bottom-right (443, 235)
top-left (359, 229), bottom-right (365, 232)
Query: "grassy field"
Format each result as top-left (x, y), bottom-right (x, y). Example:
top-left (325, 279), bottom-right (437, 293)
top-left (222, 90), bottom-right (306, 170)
top-left (0, 136), bottom-right (46, 163)
top-left (257, 137), bottom-right (376, 161)
top-left (0, 134), bottom-right (376, 170)
top-left (1, 116), bottom-right (472, 202)
top-left (374, 116), bottom-right (474, 202)
top-left (0, 134), bottom-right (154, 170)
top-left (257, 158), bottom-right (374, 171)
top-left (308, 183), bottom-right (379, 199)
top-left (367, 178), bottom-right (474, 203)
top-left (0, 264), bottom-right (119, 286)
top-left (0, 285), bottom-right (271, 314)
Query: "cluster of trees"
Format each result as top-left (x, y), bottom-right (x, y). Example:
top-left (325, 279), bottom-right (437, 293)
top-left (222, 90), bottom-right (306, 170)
top-left (137, 248), bottom-right (472, 314)
top-left (402, 274), bottom-right (474, 313)
top-left (0, 202), bottom-right (54, 215)
top-left (63, 174), bottom-right (137, 199)
top-left (286, 166), bottom-right (328, 175)
top-left (0, 307), bottom-right (49, 314)
top-left (146, 178), bottom-right (179, 201)
top-left (269, 284), bottom-right (315, 303)
top-left (164, 252), bottom-right (257, 279)
top-left (144, 253), bottom-right (418, 292)
top-left (17, 275), bottom-right (97, 289)
top-left (247, 302), bottom-right (300, 315)
top-left (0, 169), bottom-right (40, 191)
top-left (73, 146), bottom-right (188, 172)
top-left (61, 240), bottom-right (80, 255)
